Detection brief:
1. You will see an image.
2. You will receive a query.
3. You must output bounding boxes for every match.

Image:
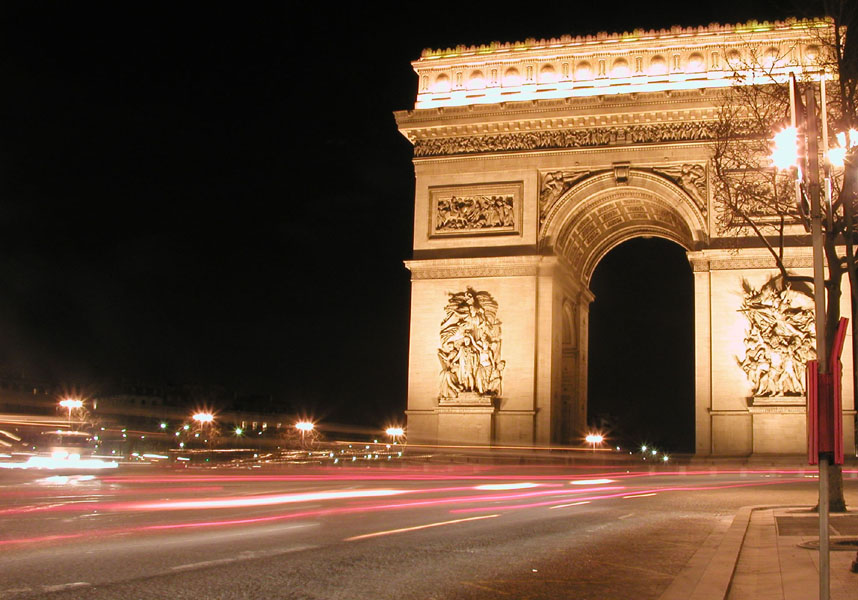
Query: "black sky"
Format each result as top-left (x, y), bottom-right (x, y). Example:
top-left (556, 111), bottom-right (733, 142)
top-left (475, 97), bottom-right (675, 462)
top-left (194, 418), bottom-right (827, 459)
top-left (0, 2), bottom-right (816, 429)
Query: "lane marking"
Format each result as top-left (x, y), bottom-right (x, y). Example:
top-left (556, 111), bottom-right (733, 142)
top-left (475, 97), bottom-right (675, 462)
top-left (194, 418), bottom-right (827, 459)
top-left (617, 513), bottom-right (634, 520)
top-left (548, 501), bottom-right (590, 510)
top-left (344, 514), bottom-right (500, 541)
top-left (623, 493), bottom-right (657, 499)
top-left (42, 582), bottom-right (90, 592)
top-left (171, 557), bottom-right (237, 571)
top-left (0, 587), bottom-right (33, 596)
top-left (169, 545), bottom-right (316, 572)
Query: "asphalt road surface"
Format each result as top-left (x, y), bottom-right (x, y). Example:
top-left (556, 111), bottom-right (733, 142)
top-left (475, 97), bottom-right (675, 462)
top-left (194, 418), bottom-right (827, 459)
top-left (1, 460), bottom-right (855, 599)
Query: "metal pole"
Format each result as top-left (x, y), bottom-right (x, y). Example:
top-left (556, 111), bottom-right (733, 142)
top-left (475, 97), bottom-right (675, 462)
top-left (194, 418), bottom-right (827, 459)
top-left (820, 455), bottom-right (830, 599)
top-left (806, 83), bottom-right (830, 600)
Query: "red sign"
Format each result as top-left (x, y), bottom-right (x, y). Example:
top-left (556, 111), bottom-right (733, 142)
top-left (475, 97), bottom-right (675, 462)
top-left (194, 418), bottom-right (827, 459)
top-left (807, 317), bottom-right (847, 465)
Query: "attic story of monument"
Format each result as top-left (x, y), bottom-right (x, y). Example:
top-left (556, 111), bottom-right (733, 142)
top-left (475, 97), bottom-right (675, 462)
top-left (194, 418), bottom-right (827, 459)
top-left (396, 18), bottom-right (855, 455)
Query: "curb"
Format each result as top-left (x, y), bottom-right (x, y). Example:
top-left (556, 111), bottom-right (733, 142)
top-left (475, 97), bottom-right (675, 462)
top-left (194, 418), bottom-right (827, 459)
top-left (658, 506), bottom-right (752, 600)
top-left (658, 504), bottom-right (810, 600)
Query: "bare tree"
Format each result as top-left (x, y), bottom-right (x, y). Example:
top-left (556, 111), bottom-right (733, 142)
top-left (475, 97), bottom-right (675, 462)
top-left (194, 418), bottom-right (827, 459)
top-left (711, 13), bottom-right (855, 511)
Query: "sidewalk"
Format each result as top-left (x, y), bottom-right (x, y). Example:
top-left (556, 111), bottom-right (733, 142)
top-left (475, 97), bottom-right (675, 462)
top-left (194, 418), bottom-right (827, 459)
top-left (659, 506), bottom-right (858, 600)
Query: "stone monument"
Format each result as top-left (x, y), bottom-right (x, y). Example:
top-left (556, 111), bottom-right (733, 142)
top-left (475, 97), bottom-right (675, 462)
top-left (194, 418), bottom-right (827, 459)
top-left (396, 19), bottom-right (855, 455)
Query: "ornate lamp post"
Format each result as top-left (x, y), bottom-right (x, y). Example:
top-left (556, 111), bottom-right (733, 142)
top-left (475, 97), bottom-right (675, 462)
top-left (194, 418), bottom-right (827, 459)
top-left (770, 73), bottom-right (858, 600)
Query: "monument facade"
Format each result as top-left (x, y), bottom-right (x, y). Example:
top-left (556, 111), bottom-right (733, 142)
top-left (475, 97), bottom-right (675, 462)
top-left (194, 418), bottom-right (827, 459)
top-left (395, 19), bottom-right (855, 455)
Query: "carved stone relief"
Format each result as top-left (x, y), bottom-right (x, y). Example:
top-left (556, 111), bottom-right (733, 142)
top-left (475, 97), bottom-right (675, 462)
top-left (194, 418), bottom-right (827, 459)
top-left (438, 288), bottom-right (504, 399)
top-left (539, 170), bottom-right (592, 225)
top-left (414, 121), bottom-right (716, 157)
top-left (652, 164), bottom-right (708, 214)
top-left (737, 276), bottom-right (816, 397)
top-left (430, 183), bottom-right (522, 237)
top-left (435, 195), bottom-right (514, 232)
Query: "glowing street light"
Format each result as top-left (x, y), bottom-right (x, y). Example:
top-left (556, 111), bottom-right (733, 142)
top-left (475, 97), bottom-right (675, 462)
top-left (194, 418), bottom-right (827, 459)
top-left (59, 398), bottom-right (84, 429)
top-left (770, 126), bottom-right (800, 170)
top-left (295, 421), bottom-right (315, 446)
top-left (585, 433), bottom-right (604, 452)
top-left (385, 426), bottom-right (405, 444)
top-left (192, 412), bottom-right (214, 425)
top-left (827, 129), bottom-right (858, 168)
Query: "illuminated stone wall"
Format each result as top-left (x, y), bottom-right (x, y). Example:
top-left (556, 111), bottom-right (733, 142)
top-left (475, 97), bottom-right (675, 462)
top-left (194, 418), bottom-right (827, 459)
top-left (397, 18), bottom-right (855, 455)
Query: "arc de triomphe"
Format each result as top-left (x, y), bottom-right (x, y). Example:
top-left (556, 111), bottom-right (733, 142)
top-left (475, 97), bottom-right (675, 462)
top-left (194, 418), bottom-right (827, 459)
top-left (395, 19), bottom-right (855, 455)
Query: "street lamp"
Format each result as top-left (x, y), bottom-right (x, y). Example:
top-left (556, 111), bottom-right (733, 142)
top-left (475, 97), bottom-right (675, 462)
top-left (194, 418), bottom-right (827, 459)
top-left (295, 421), bottom-right (314, 446)
top-left (385, 426), bottom-right (405, 444)
top-left (769, 73), bottom-right (854, 600)
top-left (59, 398), bottom-right (83, 429)
top-left (192, 412), bottom-right (214, 425)
top-left (584, 433), bottom-right (603, 453)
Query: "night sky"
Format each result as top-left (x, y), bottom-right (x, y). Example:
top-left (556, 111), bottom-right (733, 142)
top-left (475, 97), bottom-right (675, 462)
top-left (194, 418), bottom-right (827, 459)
top-left (0, 2), bottom-right (815, 435)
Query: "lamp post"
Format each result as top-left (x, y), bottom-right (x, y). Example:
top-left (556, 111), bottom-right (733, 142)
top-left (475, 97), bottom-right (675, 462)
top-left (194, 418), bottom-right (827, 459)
top-left (192, 412), bottom-right (215, 449)
top-left (385, 426), bottom-right (405, 444)
top-left (770, 73), bottom-right (856, 600)
top-left (584, 433), bottom-right (603, 453)
top-left (295, 421), bottom-right (314, 446)
top-left (59, 398), bottom-right (83, 430)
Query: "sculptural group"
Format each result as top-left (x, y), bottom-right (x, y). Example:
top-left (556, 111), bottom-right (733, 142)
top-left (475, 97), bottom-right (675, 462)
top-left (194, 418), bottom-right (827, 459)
top-left (738, 277), bottom-right (816, 397)
top-left (438, 288), bottom-right (504, 398)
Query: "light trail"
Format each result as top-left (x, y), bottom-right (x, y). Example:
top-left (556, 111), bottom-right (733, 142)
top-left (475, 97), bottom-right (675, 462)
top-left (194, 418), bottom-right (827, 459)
top-left (130, 489), bottom-right (409, 510)
top-left (0, 483), bottom-right (560, 515)
top-left (549, 501), bottom-right (591, 509)
top-left (0, 475), bottom-right (813, 549)
top-left (344, 514), bottom-right (500, 541)
top-left (449, 478), bottom-right (809, 514)
top-left (93, 466), bottom-right (850, 486)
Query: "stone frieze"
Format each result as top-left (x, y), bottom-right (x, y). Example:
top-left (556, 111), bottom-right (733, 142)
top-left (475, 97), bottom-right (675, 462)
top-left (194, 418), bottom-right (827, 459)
top-left (435, 194), bottom-right (515, 233)
top-left (414, 121), bottom-right (716, 157)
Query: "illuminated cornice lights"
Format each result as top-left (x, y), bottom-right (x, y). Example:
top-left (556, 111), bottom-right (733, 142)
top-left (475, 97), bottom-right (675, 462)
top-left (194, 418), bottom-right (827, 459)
top-left (411, 19), bottom-right (828, 110)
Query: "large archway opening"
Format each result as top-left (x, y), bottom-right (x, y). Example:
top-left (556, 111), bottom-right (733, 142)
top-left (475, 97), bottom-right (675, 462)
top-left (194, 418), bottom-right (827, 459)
top-left (587, 237), bottom-right (694, 453)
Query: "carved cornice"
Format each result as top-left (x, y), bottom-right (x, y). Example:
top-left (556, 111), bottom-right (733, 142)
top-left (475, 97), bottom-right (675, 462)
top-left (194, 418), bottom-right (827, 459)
top-left (747, 406), bottom-right (807, 414)
top-left (413, 121), bottom-right (716, 157)
top-left (688, 255), bottom-right (814, 271)
top-left (405, 255), bottom-right (545, 280)
top-left (397, 95), bottom-right (721, 130)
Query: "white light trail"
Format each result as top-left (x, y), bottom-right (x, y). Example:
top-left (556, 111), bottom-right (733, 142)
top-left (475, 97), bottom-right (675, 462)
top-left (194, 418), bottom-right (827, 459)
top-left (131, 488), bottom-right (409, 511)
top-left (570, 479), bottom-right (615, 485)
top-left (473, 483), bottom-right (541, 490)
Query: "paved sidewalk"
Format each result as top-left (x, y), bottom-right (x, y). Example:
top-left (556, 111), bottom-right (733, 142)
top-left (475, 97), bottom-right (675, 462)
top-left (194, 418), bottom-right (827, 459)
top-left (659, 506), bottom-right (858, 600)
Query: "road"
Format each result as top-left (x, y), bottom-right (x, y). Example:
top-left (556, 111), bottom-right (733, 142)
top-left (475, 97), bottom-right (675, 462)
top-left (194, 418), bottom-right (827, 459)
top-left (0, 460), bottom-right (855, 599)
